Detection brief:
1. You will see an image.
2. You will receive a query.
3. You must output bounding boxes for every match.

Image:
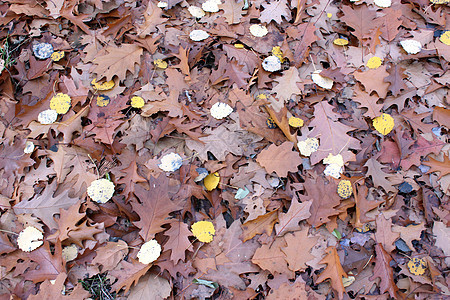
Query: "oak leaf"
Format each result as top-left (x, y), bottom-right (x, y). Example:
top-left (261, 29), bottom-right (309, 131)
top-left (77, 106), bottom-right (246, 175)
top-left (369, 243), bottom-right (399, 298)
top-left (384, 64), bottom-right (407, 96)
top-left (275, 196), bottom-right (312, 236)
top-left (127, 273), bottom-right (171, 300)
top-left (392, 223), bottom-right (425, 250)
top-left (271, 68), bottom-right (303, 102)
top-left (302, 176), bottom-right (341, 228)
top-left (0, 233), bottom-right (16, 255)
top-left (353, 84), bottom-right (383, 118)
top-left (354, 66), bottom-right (390, 98)
top-left (110, 259), bottom-right (152, 293)
top-left (256, 141), bottom-right (302, 177)
top-left (308, 101), bottom-right (361, 165)
top-left (132, 176), bottom-right (182, 241)
top-left (281, 227), bottom-right (318, 272)
top-left (136, 1), bottom-right (165, 37)
top-left (341, 5), bottom-right (376, 46)
top-left (218, 0), bottom-right (245, 24)
top-left (23, 241), bottom-right (65, 283)
top-left (374, 214), bottom-right (400, 253)
top-left (252, 237), bottom-right (292, 275)
top-left (364, 158), bottom-right (395, 193)
top-left (423, 154), bottom-right (450, 179)
top-left (260, 0), bottom-right (291, 24)
top-left (14, 181), bottom-right (78, 230)
top-left (91, 44), bottom-right (143, 81)
top-left (91, 240), bottom-right (129, 272)
top-left (316, 246), bottom-right (348, 300)
top-left (241, 210), bottom-right (278, 242)
top-left (115, 159), bottom-right (146, 200)
top-left (163, 221), bottom-right (193, 263)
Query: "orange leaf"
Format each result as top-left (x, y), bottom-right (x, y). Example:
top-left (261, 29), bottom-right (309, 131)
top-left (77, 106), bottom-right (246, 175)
top-left (316, 246), bottom-right (348, 300)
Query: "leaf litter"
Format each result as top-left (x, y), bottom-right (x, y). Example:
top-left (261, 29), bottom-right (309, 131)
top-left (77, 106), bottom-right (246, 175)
top-left (0, 0), bottom-right (449, 299)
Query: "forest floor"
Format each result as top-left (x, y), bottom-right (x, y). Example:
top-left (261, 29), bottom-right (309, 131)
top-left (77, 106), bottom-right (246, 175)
top-left (0, 0), bottom-right (450, 299)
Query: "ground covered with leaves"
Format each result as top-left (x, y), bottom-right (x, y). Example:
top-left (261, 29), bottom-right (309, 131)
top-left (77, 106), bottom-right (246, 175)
top-left (0, 0), bottom-right (449, 299)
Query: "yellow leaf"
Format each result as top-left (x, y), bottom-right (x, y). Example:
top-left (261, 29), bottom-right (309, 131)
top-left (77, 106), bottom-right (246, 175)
top-left (255, 93), bottom-right (267, 100)
top-left (96, 95), bottom-right (110, 107)
top-left (440, 31), bottom-right (450, 45)
top-left (131, 96), bottom-right (145, 108)
top-left (234, 43), bottom-right (244, 49)
top-left (430, 0), bottom-right (449, 3)
top-left (50, 51), bottom-right (65, 62)
top-left (327, 13), bottom-right (332, 18)
top-left (373, 113), bottom-right (395, 135)
top-left (271, 46), bottom-right (284, 62)
top-left (91, 78), bottom-right (115, 91)
top-left (367, 56), bottom-right (382, 69)
top-left (266, 117), bottom-right (277, 129)
top-left (333, 38), bottom-right (349, 46)
top-left (337, 180), bottom-right (353, 199)
top-left (50, 93), bottom-right (71, 114)
top-left (288, 116), bottom-right (304, 128)
top-left (191, 221), bottom-right (215, 243)
top-left (204, 172), bottom-right (220, 191)
top-left (153, 59), bottom-right (168, 69)
top-left (355, 223), bottom-right (370, 233)
top-left (407, 258), bottom-right (427, 275)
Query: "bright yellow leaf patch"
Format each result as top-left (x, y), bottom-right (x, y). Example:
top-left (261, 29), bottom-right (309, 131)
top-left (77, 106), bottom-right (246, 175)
top-left (96, 95), bottom-right (110, 107)
top-left (288, 116), bottom-right (304, 128)
top-left (333, 38), bottom-right (349, 46)
top-left (191, 220), bottom-right (215, 243)
top-left (373, 113), bottom-right (395, 135)
top-left (204, 172), bottom-right (220, 191)
top-left (367, 57), bottom-right (382, 69)
top-left (91, 78), bottom-right (115, 91)
top-left (154, 59), bottom-right (168, 69)
top-left (50, 93), bottom-right (71, 114)
top-left (337, 180), bottom-right (353, 199)
top-left (439, 31), bottom-right (450, 45)
top-left (131, 96), bottom-right (145, 108)
top-left (50, 51), bottom-right (65, 62)
top-left (407, 258), bottom-right (427, 275)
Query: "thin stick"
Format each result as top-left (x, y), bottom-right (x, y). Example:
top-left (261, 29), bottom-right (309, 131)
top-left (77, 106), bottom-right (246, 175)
top-left (0, 229), bottom-right (18, 235)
